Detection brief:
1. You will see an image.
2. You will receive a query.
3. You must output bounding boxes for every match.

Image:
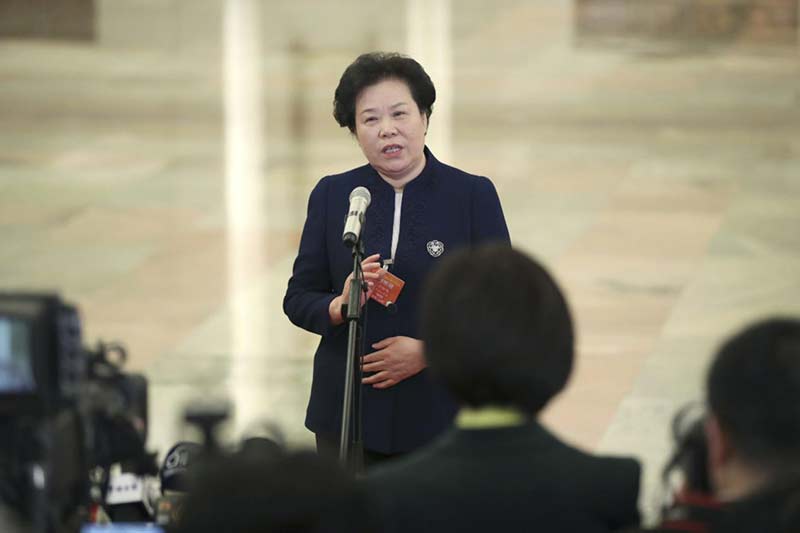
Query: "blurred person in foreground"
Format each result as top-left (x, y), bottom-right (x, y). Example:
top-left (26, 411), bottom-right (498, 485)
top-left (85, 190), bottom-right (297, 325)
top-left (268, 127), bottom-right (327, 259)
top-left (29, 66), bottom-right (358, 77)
top-left (174, 449), bottom-right (378, 533)
top-left (366, 244), bottom-right (641, 532)
top-left (0, 506), bottom-right (28, 533)
top-left (283, 52), bottom-right (510, 465)
top-left (639, 318), bottom-right (800, 533)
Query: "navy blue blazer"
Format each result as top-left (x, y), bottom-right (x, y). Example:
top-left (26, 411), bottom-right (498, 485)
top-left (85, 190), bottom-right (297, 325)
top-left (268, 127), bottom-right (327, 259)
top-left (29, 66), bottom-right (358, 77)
top-left (283, 148), bottom-right (510, 453)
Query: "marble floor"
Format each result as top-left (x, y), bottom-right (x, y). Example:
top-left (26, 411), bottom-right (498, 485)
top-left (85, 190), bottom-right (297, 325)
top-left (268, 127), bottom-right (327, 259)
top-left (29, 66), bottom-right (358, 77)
top-left (1, 0), bottom-right (799, 521)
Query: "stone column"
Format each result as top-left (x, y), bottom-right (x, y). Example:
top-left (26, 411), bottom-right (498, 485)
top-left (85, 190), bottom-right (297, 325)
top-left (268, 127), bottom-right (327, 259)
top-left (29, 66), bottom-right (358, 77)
top-left (223, 0), bottom-right (267, 430)
top-left (406, 0), bottom-right (453, 162)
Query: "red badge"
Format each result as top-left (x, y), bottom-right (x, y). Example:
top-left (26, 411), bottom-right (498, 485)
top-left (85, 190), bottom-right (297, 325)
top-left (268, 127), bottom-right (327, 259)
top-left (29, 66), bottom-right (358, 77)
top-left (370, 271), bottom-right (405, 307)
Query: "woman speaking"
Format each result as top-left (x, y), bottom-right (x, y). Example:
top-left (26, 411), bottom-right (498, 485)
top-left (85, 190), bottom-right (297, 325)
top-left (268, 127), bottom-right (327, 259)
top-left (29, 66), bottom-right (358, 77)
top-left (283, 52), bottom-right (510, 465)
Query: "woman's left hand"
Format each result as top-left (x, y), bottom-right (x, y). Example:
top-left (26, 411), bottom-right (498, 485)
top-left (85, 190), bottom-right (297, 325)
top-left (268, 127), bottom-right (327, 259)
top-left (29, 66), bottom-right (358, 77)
top-left (361, 336), bottom-right (426, 389)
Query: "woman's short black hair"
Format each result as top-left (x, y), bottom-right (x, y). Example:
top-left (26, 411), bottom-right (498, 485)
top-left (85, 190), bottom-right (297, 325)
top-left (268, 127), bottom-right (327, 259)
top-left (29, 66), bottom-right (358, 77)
top-left (421, 244), bottom-right (574, 414)
top-left (333, 52), bottom-right (436, 133)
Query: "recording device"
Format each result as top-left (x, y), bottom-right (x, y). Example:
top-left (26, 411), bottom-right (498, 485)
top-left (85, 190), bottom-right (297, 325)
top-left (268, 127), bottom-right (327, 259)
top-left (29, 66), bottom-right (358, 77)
top-left (0, 293), bottom-right (155, 533)
top-left (342, 187), bottom-right (371, 248)
top-left (0, 293), bottom-right (83, 416)
top-left (103, 469), bottom-right (159, 524)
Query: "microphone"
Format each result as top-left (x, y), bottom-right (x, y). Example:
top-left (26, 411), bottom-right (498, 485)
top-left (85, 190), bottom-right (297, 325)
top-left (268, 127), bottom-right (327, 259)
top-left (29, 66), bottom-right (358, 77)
top-left (154, 441), bottom-right (202, 528)
top-left (342, 187), bottom-right (371, 248)
top-left (159, 441), bottom-right (201, 494)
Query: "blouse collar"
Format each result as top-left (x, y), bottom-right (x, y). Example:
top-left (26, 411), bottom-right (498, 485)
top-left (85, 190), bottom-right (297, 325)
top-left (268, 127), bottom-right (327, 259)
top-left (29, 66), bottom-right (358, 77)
top-left (369, 146), bottom-right (438, 193)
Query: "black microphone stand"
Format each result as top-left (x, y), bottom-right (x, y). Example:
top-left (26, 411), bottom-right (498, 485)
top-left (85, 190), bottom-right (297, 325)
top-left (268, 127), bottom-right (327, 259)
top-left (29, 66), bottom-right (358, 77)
top-left (339, 235), bottom-right (366, 474)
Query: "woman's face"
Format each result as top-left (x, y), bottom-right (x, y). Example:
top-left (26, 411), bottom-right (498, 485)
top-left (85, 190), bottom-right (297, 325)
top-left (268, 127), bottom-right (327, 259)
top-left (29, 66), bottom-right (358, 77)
top-left (354, 78), bottom-right (428, 188)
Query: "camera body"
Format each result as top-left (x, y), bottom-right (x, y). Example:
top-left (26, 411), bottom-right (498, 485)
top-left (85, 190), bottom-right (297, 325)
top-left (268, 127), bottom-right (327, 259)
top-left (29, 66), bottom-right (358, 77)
top-left (0, 293), bottom-right (84, 417)
top-left (0, 293), bottom-right (154, 533)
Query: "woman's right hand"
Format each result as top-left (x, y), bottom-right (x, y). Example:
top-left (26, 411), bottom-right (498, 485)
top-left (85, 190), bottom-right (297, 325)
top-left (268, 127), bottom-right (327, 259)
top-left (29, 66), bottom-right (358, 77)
top-left (329, 253), bottom-right (384, 326)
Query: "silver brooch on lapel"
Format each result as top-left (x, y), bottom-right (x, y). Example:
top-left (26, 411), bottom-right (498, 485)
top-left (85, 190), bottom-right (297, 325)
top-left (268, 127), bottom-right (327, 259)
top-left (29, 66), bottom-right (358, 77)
top-left (426, 240), bottom-right (444, 257)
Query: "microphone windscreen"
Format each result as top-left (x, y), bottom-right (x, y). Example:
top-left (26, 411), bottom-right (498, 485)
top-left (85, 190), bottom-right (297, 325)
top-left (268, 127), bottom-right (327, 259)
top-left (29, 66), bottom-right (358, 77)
top-left (160, 441), bottom-right (201, 494)
top-left (349, 186), bottom-right (371, 205)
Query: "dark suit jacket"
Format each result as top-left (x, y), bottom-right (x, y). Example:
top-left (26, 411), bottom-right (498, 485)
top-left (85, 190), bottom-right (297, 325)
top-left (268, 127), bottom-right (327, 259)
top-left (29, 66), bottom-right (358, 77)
top-left (365, 421), bottom-right (642, 533)
top-left (715, 477), bottom-right (800, 533)
top-left (283, 148), bottom-right (510, 453)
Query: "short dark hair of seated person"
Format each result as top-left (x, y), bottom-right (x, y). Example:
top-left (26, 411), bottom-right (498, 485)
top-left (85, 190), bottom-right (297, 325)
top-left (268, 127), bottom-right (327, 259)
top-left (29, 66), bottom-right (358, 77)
top-left (365, 244), bottom-right (641, 533)
top-left (421, 243), bottom-right (572, 412)
top-left (703, 318), bottom-right (800, 532)
top-left (174, 450), bottom-right (378, 533)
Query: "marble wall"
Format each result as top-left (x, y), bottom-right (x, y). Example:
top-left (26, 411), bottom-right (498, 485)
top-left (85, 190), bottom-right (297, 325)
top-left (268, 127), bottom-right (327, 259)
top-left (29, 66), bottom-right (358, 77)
top-left (0, 0), bottom-right (95, 40)
top-left (576, 0), bottom-right (798, 45)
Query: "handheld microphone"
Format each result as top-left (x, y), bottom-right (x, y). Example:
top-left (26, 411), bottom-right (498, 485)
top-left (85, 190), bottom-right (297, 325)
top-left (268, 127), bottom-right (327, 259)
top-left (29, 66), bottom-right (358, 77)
top-left (159, 441), bottom-right (201, 494)
top-left (154, 441), bottom-right (201, 528)
top-left (342, 187), bottom-right (371, 248)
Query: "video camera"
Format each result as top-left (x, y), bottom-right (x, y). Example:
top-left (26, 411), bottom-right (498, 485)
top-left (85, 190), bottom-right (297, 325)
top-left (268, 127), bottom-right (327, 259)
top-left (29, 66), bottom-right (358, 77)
top-left (0, 293), bottom-right (155, 533)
